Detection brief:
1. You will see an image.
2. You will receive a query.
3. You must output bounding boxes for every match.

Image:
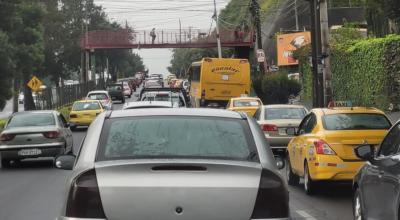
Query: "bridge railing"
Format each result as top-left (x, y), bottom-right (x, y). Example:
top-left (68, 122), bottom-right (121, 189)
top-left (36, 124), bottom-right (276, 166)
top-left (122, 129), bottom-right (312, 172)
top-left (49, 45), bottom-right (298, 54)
top-left (81, 28), bottom-right (254, 49)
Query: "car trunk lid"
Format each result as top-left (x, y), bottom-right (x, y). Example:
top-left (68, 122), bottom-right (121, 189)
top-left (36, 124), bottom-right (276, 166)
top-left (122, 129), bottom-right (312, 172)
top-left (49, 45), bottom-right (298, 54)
top-left (260, 119), bottom-right (302, 136)
top-left (323, 130), bottom-right (387, 160)
top-left (95, 160), bottom-right (261, 220)
top-left (1, 126), bottom-right (59, 145)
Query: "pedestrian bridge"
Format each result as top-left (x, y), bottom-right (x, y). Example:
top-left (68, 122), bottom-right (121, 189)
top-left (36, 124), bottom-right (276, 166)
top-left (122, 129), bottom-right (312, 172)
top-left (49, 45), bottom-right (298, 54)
top-left (80, 28), bottom-right (254, 50)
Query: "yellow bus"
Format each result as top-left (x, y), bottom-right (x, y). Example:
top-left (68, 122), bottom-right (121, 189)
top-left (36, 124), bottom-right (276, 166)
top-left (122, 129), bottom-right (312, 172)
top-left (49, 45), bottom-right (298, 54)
top-left (188, 58), bottom-right (251, 108)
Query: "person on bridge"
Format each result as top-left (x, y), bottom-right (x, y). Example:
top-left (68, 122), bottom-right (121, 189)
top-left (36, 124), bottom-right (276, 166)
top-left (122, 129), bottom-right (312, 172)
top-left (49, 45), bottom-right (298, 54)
top-left (150, 28), bottom-right (156, 44)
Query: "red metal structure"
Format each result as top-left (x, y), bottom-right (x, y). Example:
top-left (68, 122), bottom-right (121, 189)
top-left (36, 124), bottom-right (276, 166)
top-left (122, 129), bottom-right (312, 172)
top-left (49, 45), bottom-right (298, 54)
top-left (80, 28), bottom-right (254, 49)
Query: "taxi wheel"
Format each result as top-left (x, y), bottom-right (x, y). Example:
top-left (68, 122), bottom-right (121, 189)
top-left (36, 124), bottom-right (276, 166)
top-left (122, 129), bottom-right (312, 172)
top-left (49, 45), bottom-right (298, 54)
top-left (353, 188), bottom-right (364, 220)
top-left (304, 162), bottom-right (316, 195)
top-left (286, 157), bottom-right (299, 186)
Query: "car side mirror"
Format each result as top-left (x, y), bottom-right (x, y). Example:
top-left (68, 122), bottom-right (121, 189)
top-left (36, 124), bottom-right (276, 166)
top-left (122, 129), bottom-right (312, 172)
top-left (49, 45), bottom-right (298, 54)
top-left (286, 127), bottom-right (296, 136)
top-left (54, 154), bottom-right (76, 170)
top-left (274, 156), bottom-right (285, 170)
top-left (355, 144), bottom-right (375, 162)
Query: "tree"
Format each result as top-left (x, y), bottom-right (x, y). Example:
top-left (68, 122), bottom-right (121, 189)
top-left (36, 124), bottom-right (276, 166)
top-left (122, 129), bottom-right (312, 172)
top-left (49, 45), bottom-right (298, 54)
top-left (0, 32), bottom-right (14, 110)
top-left (260, 72), bottom-right (301, 104)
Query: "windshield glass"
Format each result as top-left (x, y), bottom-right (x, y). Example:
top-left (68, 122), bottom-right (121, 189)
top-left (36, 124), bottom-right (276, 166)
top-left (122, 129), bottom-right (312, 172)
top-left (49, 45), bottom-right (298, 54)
top-left (107, 85), bottom-right (122, 91)
top-left (97, 116), bottom-right (257, 161)
top-left (7, 113), bottom-right (55, 128)
top-left (141, 92), bottom-right (184, 107)
top-left (265, 108), bottom-right (307, 120)
top-left (323, 113), bottom-right (391, 130)
top-left (233, 100), bottom-right (260, 107)
top-left (88, 93), bottom-right (107, 100)
top-left (72, 102), bottom-right (101, 111)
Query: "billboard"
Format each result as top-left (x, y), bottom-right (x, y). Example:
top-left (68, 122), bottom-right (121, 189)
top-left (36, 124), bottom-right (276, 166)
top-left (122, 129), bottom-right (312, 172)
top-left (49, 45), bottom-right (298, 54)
top-left (277, 32), bottom-right (311, 66)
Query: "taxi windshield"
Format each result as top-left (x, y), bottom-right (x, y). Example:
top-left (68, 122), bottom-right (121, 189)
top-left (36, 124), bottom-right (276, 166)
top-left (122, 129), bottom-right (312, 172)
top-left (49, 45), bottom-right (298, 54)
top-left (323, 113), bottom-right (391, 130)
top-left (73, 102), bottom-right (101, 111)
top-left (233, 100), bottom-right (260, 107)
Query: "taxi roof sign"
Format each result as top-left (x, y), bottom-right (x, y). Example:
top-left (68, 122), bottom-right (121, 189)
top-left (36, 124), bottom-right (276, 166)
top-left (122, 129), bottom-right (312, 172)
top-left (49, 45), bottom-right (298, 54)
top-left (27, 76), bottom-right (43, 92)
top-left (327, 101), bottom-right (353, 108)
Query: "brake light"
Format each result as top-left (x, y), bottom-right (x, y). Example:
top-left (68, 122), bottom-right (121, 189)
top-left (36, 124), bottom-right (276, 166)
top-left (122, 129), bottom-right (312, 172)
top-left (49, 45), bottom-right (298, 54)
top-left (314, 139), bottom-right (336, 155)
top-left (261, 124), bottom-right (278, 132)
top-left (42, 131), bottom-right (60, 139)
top-left (251, 169), bottom-right (289, 218)
top-left (0, 133), bottom-right (16, 141)
top-left (70, 114), bottom-right (77, 118)
top-left (65, 169), bottom-right (106, 218)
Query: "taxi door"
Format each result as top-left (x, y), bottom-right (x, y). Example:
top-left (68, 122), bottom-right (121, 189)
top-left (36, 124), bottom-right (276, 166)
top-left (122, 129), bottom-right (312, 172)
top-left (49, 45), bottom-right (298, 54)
top-left (293, 113), bottom-right (317, 175)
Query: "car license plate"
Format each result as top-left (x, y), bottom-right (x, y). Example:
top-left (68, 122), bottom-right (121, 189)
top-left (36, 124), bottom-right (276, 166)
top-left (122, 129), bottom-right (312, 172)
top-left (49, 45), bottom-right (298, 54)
top-left (18, 149), bottom-right (42, 156)
top-left (278, 128), bottom-right (287, 135)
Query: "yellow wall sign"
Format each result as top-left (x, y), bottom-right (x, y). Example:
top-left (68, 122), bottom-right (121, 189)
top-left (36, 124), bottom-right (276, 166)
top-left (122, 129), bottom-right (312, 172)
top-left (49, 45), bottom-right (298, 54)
top-left (27, 76), bottom-right (43, 92)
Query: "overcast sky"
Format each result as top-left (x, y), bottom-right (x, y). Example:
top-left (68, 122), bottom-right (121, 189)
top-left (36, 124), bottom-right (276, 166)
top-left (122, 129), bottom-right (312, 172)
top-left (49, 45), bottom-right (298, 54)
top-left (94, 0), bottom-right (230, 74)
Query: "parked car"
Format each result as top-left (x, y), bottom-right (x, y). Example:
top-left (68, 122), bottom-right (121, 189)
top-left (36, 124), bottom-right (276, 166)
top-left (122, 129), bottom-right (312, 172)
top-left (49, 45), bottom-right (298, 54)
top-left (0, 111), bottom-right (73, 168)
top-left (123, 101), bottom-right (174, 110)
top-left (106, 83), bottom-right (125, 103)
top-left (227, 97), bottom-right (263, 117)
top-left (254, 104), bottom-right (308, 157)
top-left (69, 100), bottom-right (105, 130)
top-left (54, 108), bottom-right (289, 220)
top-left (86, 90), bottom-right (112, 110)
top-left (353, 121), bottom-right (400, 220)
top-left (286, 107), bottom-right (391, 195)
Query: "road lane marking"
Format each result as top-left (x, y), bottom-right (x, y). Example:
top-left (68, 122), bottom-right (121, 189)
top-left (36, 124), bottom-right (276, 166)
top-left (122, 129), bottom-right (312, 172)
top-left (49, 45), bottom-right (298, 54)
top-left (296, 210), bottom-right (318, 220)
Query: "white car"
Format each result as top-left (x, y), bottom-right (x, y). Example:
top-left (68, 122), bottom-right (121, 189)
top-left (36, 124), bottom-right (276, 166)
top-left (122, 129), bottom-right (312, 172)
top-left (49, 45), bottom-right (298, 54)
top-left (123, 101), bottom-right (174, 110)
top-left (86, 90), bottom-right (113, 110)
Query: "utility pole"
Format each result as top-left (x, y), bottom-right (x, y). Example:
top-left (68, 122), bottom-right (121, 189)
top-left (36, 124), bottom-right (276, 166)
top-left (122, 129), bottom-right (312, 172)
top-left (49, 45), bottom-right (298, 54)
top-left (320, 0), bottom-right (332, 106)
top-left (179, 18), bottom-right (182, 43)
top-left (250, 0), bottom-right (266, 74)
top-left (213, 0), bottom-right (222, 58)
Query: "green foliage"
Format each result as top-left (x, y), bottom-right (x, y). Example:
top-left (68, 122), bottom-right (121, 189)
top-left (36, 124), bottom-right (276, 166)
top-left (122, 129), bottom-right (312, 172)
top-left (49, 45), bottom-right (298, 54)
top-left (329, 0), bottom-right (365, 7)
top-left (259, 72), bottom-right (301, 104)
top-left (0, 118), bottom-right (6, 132)
top-left (296, 35), bottom-right (400, 110)
top-left (57, 104), bottom-right (72, 120)
top-left (330, 23), bottom-right (365, 45)
top-left (0, 32), bottom-right (14, 110)
top-left (366, 0), bottom-right (400, 36)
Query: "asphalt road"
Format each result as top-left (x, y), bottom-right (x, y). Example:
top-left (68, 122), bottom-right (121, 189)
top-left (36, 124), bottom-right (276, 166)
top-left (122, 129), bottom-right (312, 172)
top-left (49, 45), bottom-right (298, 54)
top-left (0, 89), bottom-right (353, 220)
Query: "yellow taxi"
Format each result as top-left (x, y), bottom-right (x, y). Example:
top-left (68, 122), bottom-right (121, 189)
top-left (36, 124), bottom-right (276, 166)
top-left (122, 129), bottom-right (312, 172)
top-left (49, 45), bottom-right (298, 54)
top-left (226, 97), bottom-right (263, 117)
top-left (69, 100), bottom-right (105, 130)
top-left (286, 106), bottom-right (392, 195)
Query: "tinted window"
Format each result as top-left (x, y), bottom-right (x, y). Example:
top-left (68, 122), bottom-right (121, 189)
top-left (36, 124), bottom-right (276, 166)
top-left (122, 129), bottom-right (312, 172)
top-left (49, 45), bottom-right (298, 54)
top-left (265, 108), bottom-right (307, 120)
top-left (298, 114), bottom-right (316, 135)
top-left (107, 85), bottom-right (122, 91)
top-left (88, 93), bottom-right (108, 100)
top-left (8, 113), bottom-right (55, 128)
top-left (72, 102), bottom-right (101, 111)
top-left (323, 113), bottom-right (391, 130)
top-left (379, 124), bottom-right (400, 157)
top-left (97, 116), bottom-right (257, 162)
top-left (191, 66), bottom-right (201, 81)
top-left (233, 100), bottom-right (260, 107)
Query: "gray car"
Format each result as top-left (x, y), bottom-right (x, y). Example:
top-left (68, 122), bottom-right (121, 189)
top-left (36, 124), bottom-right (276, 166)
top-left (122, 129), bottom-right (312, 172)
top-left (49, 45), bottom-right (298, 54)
top-left (55, 108), bottom-right (289, 220)
top-left (0, 111), bottom-right (73, 168)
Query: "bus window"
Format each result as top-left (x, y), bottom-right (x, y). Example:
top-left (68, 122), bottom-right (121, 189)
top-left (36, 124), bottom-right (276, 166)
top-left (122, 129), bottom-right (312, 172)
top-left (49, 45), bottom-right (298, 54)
top-left (191, 66), bottom-right (201, 82)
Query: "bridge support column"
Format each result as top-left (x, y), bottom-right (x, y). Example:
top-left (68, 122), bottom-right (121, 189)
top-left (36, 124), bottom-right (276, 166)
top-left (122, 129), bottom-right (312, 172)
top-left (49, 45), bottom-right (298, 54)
top-left (90, 49), bottom-right (96, 84)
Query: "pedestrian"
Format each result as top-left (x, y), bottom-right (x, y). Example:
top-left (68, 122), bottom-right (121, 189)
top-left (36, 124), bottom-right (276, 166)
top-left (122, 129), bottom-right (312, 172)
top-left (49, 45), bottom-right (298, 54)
top-left (150, 28), bottom-right (156, 44)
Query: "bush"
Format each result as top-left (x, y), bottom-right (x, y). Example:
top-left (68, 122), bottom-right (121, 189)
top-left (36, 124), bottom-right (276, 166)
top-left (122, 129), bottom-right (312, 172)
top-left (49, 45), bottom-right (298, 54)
top-left (260, 72), bottom-right (301, 104)
top-left (0, 119), bottom-right (7, 132)
top-left (57, 105), bottom-right (72, 121)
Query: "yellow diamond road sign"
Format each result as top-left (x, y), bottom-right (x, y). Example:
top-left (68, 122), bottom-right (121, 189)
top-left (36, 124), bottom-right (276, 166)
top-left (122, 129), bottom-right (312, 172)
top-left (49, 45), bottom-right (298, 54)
top-left (27, 76), bottom-right (43, 92)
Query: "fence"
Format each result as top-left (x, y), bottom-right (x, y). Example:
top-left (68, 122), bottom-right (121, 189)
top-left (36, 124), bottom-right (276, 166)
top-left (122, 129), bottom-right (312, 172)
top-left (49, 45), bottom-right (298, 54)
top-left (35, 81), bottom-right (97, 110)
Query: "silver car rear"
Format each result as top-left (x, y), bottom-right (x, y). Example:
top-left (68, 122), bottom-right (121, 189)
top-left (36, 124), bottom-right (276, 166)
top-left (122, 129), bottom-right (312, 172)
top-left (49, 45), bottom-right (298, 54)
top-left (57, 109), bottom-right (289, 220)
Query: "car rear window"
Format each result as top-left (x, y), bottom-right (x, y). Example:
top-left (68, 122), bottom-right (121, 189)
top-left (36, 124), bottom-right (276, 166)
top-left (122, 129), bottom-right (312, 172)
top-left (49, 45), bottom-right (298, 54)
top-left (107, 85), bottom-right (122, 91)
top-left (73, 102), bottom-right (101, 111)
top-left (88, 93), bottom-right (107, 100)
top-left (323, 113), bottom-right (391, 130)
top-left (97, 116), bottom-right (258, 162)
top-left (233, 100), bottom-right (260, 107)
top-left (7, 113), bottom-right (55, 128)
top-left (265, 108), bottom-right (307, 120)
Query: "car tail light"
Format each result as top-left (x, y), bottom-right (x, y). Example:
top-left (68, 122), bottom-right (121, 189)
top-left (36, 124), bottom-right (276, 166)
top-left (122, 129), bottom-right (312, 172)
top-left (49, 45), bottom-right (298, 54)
top-left (65, 169), bottom-right (106, 218)
top-left (42, 131), bottom-right (60, 139)
top-left (70, 114), bottom-right (77, 118)
top-left (251, 169), bottom-right (289, 219)
top-left (261, 124), bottom-right (278, 132)
top-left (314, 139), bottom-right (336, 155)
top-left (0, 133), bottom-right (16, 141)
